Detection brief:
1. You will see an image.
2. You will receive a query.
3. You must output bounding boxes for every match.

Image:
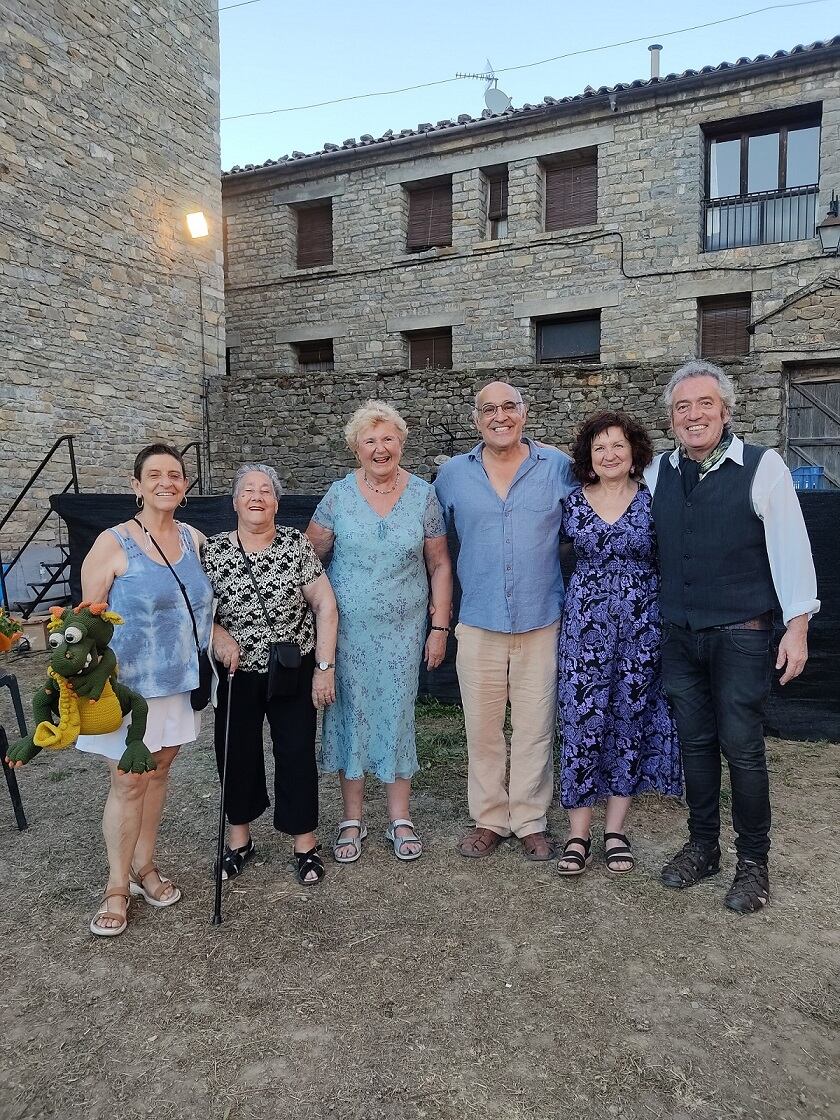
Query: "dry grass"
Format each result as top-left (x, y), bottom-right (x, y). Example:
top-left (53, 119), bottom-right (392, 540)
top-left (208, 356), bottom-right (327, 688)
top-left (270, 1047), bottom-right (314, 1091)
top-left (0, 655), bottom-right (838, 1120)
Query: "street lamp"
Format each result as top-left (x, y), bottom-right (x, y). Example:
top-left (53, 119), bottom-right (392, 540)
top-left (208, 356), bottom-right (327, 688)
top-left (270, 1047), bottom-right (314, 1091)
top-left (186, 210), bottom-right (209, 238)
top-left (816, 194), bottom-right (840, 255)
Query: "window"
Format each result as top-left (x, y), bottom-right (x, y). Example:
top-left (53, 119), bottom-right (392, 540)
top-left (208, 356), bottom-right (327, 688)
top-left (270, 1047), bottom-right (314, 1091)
top-left (536, 313), bottom-right (600, 362)
top-left (406, 328), bottom-right (452, 369)
top-left (699, 295), bottom-right (751, 358)
top-left (295, 338), bottom-right (334, 372)
top-left (295, 202), bottom-right (333, 269)
top-left (406, 180), bottom-right (452, 251)
top-left (544, 149), bottom-right (597, 231)
top-left (485, 166), bottom-right (508, 239)
top-left (704, 108), bottom-right (821, 250)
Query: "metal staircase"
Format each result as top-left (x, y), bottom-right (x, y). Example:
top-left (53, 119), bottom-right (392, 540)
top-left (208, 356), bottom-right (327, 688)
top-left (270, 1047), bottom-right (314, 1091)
top-left (0, 436), bottom-right (79, 619)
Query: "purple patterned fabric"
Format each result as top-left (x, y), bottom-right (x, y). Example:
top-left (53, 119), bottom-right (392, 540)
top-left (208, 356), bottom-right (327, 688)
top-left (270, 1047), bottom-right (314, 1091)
top-left (556, 487), bottom-right (682, 809)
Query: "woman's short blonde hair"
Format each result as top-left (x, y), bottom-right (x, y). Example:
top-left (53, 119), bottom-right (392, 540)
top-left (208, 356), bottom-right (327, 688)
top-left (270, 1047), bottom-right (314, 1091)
top-left (344, 400), bottom-right (409, 454)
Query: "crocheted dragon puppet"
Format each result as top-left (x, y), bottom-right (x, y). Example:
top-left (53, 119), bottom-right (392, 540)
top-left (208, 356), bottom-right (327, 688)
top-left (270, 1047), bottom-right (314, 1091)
top-left (4, 603), bottom-right (154, 775)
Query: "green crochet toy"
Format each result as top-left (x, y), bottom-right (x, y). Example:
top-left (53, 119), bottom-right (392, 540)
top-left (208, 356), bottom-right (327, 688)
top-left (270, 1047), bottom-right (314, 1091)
top-left (4, 602), bottom-right (154, 775)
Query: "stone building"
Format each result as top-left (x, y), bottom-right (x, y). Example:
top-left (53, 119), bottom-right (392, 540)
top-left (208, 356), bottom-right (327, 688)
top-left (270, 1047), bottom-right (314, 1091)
top-left (0, 0), bottom-right (224, 553)
top-left (217, 38), bottom-right (840, 492)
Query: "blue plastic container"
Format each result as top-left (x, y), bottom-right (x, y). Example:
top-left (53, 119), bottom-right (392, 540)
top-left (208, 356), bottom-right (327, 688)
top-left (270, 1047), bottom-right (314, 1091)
top-left (792, 465), bottom-right (827, 491)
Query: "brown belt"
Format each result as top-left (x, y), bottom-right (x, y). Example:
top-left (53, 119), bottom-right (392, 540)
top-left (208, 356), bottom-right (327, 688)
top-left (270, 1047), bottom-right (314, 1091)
top-left (714, 611), bottom-right (773, 632)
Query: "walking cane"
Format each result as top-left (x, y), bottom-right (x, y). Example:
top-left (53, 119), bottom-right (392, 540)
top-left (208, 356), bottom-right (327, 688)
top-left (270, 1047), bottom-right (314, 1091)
top-left (212, 668), bottom-right (234, 925)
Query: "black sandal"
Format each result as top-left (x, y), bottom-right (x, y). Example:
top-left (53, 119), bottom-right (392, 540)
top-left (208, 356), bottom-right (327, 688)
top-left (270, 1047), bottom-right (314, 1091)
top-left (604, 832), bottom-right (635, 875)
top-left (293, 845), bottom-right (325, 886)
top-left (215, 838), bottom-right (256, 881)
top-left (557, 835), bottom-right (592, 877)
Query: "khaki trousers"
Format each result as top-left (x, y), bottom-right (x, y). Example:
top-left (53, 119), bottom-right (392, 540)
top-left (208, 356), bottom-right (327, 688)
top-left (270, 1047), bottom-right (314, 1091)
top-left (455, 621), bottom-right (560, 838)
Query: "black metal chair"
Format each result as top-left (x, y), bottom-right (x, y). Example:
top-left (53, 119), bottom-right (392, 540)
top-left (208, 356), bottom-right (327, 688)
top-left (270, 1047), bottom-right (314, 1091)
top-left (1, 670), bottom-right (29, 830)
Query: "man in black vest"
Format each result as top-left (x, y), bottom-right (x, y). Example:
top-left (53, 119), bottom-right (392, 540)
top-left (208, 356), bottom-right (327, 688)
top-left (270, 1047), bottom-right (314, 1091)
top-left (645, 360), bottom-right (819, 913)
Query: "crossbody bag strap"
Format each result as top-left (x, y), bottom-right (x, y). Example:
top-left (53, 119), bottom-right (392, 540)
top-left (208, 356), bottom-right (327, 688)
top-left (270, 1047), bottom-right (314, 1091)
top-left (236, 533), bottom-right (277, 638)
top-left (132, 517), bottom-right (201, 653)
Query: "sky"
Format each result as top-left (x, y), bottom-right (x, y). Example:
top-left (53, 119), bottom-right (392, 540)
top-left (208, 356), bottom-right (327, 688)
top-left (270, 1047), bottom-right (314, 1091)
top-left (218, 0), bottom-right (840, 170)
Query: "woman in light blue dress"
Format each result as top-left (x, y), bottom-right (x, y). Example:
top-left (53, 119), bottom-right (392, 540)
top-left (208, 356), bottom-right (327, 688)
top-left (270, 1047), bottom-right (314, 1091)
top-left (306, 401), bottom-right (452, 864)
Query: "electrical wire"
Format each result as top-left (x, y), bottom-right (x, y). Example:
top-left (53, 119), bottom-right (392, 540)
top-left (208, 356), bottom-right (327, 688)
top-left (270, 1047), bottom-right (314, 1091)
top-left (220, 0), bottom-right (830, 122)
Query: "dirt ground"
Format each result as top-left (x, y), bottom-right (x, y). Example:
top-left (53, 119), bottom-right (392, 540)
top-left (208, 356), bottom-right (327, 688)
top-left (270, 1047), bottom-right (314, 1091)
top-left (0, 650), bottom-right (838, 1120)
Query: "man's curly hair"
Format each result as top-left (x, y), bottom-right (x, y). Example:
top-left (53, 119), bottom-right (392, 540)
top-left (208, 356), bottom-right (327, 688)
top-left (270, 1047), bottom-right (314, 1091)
top-left (570, 410), bottom-right (654, 485)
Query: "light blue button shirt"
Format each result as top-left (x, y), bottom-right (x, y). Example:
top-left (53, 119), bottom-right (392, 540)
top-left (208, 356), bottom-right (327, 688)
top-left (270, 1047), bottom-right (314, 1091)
top-left (434, 438), bottom-right (576, 634)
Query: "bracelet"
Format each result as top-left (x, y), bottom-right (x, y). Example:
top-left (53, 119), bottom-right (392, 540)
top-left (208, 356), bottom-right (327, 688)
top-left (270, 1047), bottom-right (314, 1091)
top-left (430, 625), bottom-right (450, 632)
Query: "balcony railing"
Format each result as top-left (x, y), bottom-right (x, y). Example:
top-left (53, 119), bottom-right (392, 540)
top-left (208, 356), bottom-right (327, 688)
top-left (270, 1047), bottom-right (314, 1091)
top-left (703, 185), bottom-right (819, 251)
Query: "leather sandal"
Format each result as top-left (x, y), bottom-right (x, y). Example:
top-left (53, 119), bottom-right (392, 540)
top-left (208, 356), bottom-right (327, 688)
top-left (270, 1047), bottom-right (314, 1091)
top-left (457, 826), bottom-right (505, 859)
top-left (604, 832), bottom-right (635, 875)
top-left (90, 886), bottom-right (130, 937)
top-left (557, 835), bottom-right (592, 877)
top-left (129, 862), bottom-right (182, 908)
top-left (385, 818), bottom-right (422, 861)
top-left (214, 838), bottom-right (256, 881)
top-left (521, 831), bottom-right (556, 861)
top-left (293, 845), bottom-right (325, 885)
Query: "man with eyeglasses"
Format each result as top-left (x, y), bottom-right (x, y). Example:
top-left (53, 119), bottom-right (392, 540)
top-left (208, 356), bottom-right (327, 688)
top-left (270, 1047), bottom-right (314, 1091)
top-left (435, 382), bottom-right (575, 861)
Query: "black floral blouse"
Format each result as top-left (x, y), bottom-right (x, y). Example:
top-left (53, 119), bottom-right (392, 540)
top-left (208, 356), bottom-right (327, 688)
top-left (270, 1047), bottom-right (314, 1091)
top-left (202, 529), bottom-right (323, 672)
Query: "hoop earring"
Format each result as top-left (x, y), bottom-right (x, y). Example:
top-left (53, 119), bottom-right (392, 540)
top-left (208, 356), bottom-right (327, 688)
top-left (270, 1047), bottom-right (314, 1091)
top-left (180, 495), bottom-right (188, 508)
top-left (135, 495), bottom-right (144, 509)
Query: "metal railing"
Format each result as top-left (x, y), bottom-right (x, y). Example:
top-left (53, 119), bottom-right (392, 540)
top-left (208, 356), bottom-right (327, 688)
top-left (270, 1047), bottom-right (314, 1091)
top-left (180, 441), bottom-right (204, 495)
top-left (0, 436), bottom-right (79, 618)
top-left (703, 185), bottom-right (819, 251)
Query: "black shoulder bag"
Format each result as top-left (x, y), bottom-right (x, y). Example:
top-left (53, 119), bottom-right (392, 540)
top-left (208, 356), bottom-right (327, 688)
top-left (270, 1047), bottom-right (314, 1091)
top-left (133, 518), bottom-right (213, 711)
top-left (236, 533), bottom-right (301, 699)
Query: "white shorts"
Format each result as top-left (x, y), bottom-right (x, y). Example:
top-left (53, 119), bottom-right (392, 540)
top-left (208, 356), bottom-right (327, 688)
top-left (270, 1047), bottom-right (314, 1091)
top-left (75, 692), bottom-right (201, 762)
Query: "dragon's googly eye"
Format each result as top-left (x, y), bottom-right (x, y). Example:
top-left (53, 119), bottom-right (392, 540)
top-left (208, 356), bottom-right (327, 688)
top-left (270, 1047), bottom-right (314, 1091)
top-left (63, 626), bottom-right (84, 645)
top-left (48, 633), bottom-right (64, 649)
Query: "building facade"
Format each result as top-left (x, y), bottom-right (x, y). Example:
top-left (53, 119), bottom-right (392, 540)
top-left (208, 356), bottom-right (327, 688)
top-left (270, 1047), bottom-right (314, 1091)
top-left (217, 39), bottom-right (840, 491)
top-left (0, 0), bottom-right (224, 550)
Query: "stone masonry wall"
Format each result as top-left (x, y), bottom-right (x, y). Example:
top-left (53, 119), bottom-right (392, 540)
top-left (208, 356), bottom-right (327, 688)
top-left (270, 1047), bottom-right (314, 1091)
top-left (207, 358), bottom-right (778, 494)
top-left (216, 51), bottom-right (840, 490)
top-left (0, 0), bottom-right (224, 551)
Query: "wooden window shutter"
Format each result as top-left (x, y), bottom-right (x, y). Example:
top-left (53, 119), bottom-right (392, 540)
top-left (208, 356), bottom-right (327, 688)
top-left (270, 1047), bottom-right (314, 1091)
top-left (296, 203), bottom-right (333, 269)
top-left (408, 329), bottom-right (452, 369)
top-left (545, 151), bottom-right (597, 230)
top-left (700, 296), bottom-right (751, 357)
top-left (487, 170), bottom-right (508, 221)
top-left (406, 183), bottom-right (452, 250)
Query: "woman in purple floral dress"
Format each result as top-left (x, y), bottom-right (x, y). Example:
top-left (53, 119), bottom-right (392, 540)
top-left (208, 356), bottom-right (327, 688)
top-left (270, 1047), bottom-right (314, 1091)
top-left (556, 411), bottom-right (681, 877)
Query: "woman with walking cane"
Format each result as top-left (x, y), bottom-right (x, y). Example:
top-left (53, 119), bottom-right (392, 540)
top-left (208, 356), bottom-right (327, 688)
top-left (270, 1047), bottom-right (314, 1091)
top-left (203, 463), bottom-right (338, 886)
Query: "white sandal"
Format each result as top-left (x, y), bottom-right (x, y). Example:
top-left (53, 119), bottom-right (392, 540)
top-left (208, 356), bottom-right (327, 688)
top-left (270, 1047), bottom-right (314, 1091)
top-left (385, 819), bottom-right (423, 861)
top-left (333, 820), bottom-right (367, 864)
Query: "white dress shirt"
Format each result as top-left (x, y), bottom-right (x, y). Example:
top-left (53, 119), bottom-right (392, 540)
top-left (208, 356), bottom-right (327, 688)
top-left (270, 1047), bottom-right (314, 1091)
top-left (644, 436), bottom-right (820, 625)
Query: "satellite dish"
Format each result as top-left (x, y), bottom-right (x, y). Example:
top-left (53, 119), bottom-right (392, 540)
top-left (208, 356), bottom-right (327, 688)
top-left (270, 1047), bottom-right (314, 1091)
top-left (485, 85), bottom-right (511, 113)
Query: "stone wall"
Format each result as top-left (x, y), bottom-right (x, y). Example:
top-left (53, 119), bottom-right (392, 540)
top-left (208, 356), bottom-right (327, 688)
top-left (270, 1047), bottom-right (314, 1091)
top-left (0, 0), bottom-right (224, 551)
top-left (215, 49), bottom-right (839, 491)
top-left (207, 359), bottom-right (778, 494)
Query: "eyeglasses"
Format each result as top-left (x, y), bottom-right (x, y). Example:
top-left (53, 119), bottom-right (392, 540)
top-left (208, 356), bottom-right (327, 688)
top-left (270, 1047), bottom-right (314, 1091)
top-left (477, 401), bottom-right (523, 418)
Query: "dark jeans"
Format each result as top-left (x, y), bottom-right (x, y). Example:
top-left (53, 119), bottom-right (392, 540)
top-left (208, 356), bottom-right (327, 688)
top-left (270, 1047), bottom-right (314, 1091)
top-left (213, 654), bottom-right (318, 835)
top-left (661, 624), bottom-right (772, 861)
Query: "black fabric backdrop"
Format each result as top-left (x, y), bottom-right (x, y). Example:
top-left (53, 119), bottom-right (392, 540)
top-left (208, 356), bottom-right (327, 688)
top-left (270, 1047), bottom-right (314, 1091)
top-left (52, 490), bottom-right (839, 741)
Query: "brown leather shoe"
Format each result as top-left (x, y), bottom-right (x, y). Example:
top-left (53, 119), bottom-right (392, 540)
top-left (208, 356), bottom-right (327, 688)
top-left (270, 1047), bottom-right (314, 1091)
top-left (521, 831), bottom-right (556, 861)
top-left (457, 826), bottom-right (505, 859)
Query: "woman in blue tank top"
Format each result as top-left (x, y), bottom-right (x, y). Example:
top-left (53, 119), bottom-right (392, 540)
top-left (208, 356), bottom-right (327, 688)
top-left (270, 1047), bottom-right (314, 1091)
top-left (80, 443), bottom-right (213, 938)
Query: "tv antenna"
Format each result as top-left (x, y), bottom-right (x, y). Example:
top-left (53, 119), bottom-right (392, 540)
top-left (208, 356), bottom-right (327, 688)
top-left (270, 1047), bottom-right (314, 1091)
top-left (455, 58), bottom-right (512, 114)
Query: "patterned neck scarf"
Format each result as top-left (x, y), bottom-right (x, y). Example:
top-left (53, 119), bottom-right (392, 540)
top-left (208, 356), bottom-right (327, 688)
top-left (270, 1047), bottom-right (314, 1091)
top-left (680, 425), bottom-right (734, 481)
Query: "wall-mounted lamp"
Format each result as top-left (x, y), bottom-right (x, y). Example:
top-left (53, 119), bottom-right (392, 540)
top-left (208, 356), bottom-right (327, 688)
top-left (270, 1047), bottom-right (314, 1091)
top-left (817, 193), bottom-right (840, 255)
top-left (186, 211), bottom-right (209, 238)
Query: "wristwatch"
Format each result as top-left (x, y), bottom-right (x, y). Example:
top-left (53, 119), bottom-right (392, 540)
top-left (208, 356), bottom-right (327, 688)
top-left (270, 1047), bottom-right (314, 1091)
top-left (315, 661), bottom-right (335, 671)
